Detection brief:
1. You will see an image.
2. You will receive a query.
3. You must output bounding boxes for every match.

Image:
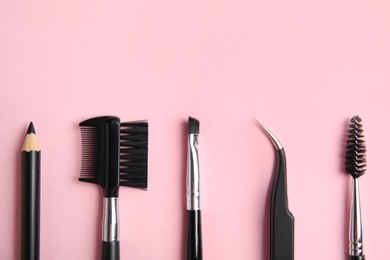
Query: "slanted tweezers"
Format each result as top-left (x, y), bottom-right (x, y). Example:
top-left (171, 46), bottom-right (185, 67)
top-left (256, 119), bottom-right (294, 260)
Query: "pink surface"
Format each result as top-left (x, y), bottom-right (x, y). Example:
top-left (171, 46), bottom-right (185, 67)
top-left (0, 0), bottom-right (389, 259)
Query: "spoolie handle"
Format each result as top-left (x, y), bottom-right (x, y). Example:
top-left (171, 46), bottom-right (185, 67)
top-left (349, 256), bottom-right (365, 260)
top-left (187, 210), bottom-right (202, 260)
top-left (102, 241), bottom-right (119, 260)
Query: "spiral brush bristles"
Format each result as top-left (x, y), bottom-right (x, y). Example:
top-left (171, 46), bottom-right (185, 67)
top-left (345, 116), bottom-right (367, 178)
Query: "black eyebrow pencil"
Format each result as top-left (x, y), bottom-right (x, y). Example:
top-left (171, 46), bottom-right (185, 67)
top-left (255, 119), bottom-right (294, 260)
top-left (79, 116), bottom-right (148, 260)
top-left (186, 117), bottom-right (202, 260)
top-left (21, 122), bottom-right (41, 260)
top-left (345, 116), bottom-right (366, 260)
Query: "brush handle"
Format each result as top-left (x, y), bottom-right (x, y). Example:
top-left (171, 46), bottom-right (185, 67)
top-left (349, 256), bottom-right (365, 260)
top-left (187, 210), bottom-right (202, 260)
top-left (102, 197), bottom-right (119, 260)
top-left (102, 241), bottom-right (119, 260)
top-left (349, 178), bottom-right (364, 257)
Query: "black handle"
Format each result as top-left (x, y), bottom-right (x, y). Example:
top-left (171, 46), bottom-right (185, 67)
top-left (187, 210), bottom-right (202, 260)
top-left (21, 151), bottom-right (41, 260)
top-left (102, 241), bottom-right (120, 260)
top-left (271, 149), bottom-right (294, 260)
top-left (349, 255), bottom-right (365, 260)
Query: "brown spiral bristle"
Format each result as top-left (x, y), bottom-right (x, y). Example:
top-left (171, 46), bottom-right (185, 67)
top-left (345, 116), bottom-right (367, 178)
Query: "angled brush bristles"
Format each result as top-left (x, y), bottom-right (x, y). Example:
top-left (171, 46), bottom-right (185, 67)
top-left (345, 116), bottom-right (367, 178)
top-left (120, 121), bottom-right (148, 189)
top-left (188, 117), bottom-right (199, 134)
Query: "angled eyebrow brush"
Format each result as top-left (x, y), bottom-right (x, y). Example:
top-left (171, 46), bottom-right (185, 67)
top-left (79, 116), bottom-right (148, 260)
top-left (186, 117), bottom-right (202, 260)
top-left (255, 119), bottom-right (294, 260)
top-left (345, 116), bottom-right (366, 260)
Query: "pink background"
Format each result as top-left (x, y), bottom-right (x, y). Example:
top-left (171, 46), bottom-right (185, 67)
top-left (0, 0), bottom-right (389, 259)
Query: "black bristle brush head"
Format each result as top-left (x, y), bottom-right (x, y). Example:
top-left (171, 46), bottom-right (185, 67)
top-left (188, 117), bottom-right (199, 134)
top-left (345, 115), bottom-right (367, 178)
top-left (120, 121), bottom-right (148, 189)
top-left (79, 116), bottom-right (149, 195)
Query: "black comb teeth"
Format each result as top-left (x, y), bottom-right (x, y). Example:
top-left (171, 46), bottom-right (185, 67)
top-left (79, 116), bottom-right (149, 193)
top-left (120, 121), bottom-right (148, 189)
top-left (80, 126), bottom-right (100, 185)
top-left (345, 116), bottom-right (367, 178)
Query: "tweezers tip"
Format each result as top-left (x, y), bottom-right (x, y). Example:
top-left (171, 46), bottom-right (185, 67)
top-left (254, 118), bottom-right (283, 150)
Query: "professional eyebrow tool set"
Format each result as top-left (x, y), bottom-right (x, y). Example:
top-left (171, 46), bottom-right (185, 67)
top-left (18, 115), bottom-right (367, 260)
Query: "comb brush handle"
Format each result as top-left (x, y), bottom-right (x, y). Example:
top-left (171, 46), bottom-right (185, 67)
top-left (102, 197), bottom-right (119, 260)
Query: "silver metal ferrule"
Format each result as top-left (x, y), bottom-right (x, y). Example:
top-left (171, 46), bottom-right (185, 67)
top-left (349, 178), bottom-right (363, 256)
top-left (102, 197), bottom-right (119, 242)
top-left (187, 133), bottom-right (200, 211)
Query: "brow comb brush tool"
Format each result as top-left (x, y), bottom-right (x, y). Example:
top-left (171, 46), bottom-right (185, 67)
top-left (79, 116), bottom-right (148, 260)
top-left (345, 116), bottom-right (366, 260)
top-left (255, 119), bottom-right (294, 260)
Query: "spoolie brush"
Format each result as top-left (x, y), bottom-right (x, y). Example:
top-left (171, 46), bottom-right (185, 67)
top-left (79, 116), bottom-right (148, 260)
top-left (345, 115), bottom-right (366, 260)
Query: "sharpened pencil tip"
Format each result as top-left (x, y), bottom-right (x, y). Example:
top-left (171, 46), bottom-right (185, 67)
top-left (22, 122), bottom-right (40, 151)
top-left (27, 122), bottom-right (36, 134)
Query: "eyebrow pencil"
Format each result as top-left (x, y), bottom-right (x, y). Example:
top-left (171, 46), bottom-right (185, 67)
top-left (79, 116), bottom-right (148, 260)
top-left (345, 116), bottom-right (366, 260)
top-left (255, 119), bottom-right (294, 260)
top-left (186, 117), bottom-right (202, 260)
top-left (21, 122), bottom-right (41, 260)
